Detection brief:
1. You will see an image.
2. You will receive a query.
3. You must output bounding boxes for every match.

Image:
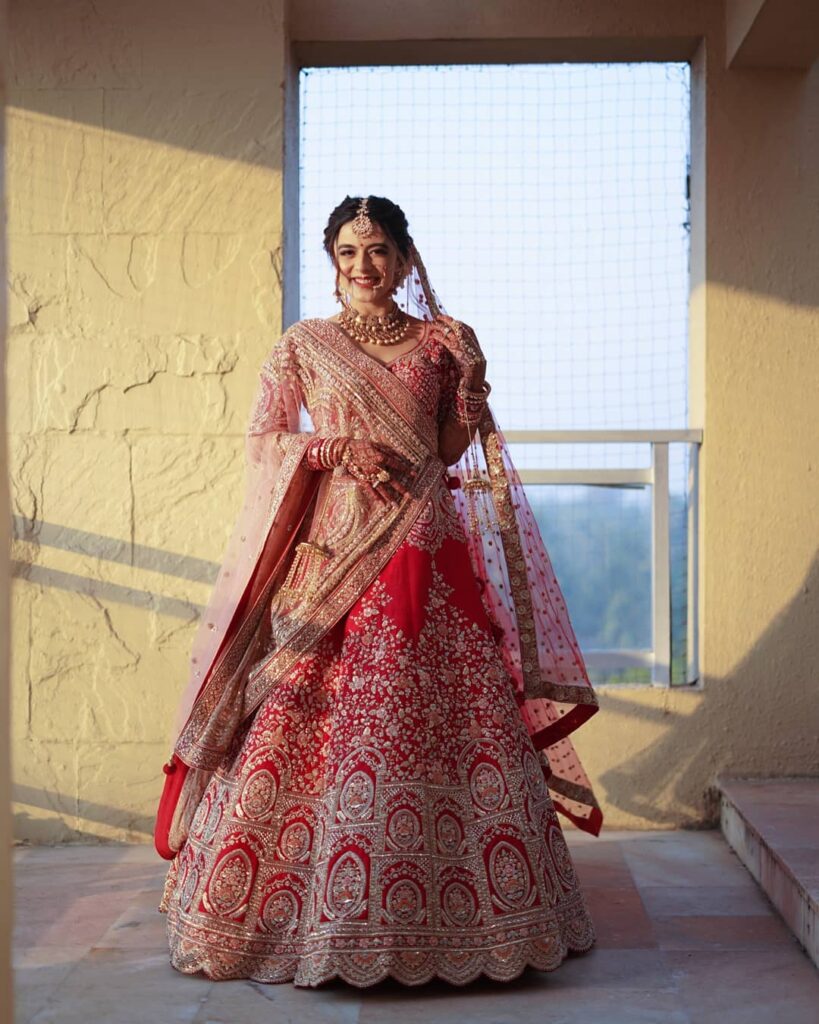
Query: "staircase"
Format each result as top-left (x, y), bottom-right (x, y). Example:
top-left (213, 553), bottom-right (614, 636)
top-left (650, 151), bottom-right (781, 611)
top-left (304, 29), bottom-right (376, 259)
top-left (718, 776), bottom-right (819, 969)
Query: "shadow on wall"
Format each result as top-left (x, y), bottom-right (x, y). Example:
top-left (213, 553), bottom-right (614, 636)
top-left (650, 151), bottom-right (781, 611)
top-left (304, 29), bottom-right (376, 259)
top-left (594, 551), bottom-right (819, 827)
top-left (11, 515), bottom-right (216, 618)
top-left (13, 783), bottom-right (155, 843)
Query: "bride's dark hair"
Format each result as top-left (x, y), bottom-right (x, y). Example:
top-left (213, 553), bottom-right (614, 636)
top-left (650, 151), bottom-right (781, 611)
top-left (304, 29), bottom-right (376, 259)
top-left (323, 195), bottom-right (413, 262)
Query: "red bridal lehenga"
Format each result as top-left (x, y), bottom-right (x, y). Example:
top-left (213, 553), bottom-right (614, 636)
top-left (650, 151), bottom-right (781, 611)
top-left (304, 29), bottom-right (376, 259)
top-left (156, 312), bottom-right (603, 989)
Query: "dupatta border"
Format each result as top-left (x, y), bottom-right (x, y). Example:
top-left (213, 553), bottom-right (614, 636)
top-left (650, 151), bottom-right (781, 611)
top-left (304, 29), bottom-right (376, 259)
top-left (547, 772), bottom-right (600, 809)
top-left (481, 421), bottom-right (541, 699)
top-left (530, 702), bottom-right (599, 751)
top-left (174, 434), bottom-right (316, 766)
top-left (303, 317), bottom-right (441, 457)
top-left (536, 747), bottom-right (603, 837)
top-left (552, 800), bottom-right (604, 838)
top-left (240, 453), bottom-right (445, 719)
top-left (480, 419), bottom-right (599, 710)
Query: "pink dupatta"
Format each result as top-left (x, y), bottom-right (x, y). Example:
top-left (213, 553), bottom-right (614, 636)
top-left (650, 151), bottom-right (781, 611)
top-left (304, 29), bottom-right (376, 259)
top-left (450, 405), bottom-right (602, 835)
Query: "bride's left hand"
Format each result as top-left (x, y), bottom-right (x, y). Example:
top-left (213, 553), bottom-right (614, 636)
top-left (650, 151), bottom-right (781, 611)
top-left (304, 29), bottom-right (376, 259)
top-left (436, 315), bottom-right (487, 385)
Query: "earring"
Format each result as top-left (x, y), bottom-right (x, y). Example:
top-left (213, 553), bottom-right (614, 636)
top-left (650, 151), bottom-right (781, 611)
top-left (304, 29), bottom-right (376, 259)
top-left (334, 270), bottom-right (350, 306)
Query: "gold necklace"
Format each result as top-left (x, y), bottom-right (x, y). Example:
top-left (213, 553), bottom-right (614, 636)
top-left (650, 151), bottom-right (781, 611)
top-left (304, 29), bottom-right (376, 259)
top-left (338, 300), bottom-right (412, 346)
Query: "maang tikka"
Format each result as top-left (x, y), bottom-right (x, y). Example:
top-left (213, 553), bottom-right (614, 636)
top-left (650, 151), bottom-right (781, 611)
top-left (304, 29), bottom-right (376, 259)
top-left (351, 196), bottom-right (375, 238)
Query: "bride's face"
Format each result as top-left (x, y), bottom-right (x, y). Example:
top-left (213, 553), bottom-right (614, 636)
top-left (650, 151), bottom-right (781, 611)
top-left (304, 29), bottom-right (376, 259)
top-left (334, 221), bottom-right (404, 303)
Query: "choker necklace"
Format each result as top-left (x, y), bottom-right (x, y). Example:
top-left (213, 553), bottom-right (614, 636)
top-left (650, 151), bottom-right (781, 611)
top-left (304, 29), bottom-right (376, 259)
top-left (338, 300), bottom-right (412, 346)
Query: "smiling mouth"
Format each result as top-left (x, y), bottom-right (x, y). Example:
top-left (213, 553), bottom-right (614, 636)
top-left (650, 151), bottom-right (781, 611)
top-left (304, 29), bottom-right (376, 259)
top-left (353, 277), bottom-right (379, 287)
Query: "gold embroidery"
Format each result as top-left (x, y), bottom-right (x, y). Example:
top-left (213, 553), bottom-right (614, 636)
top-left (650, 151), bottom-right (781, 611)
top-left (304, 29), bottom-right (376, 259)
top-left (277, 541), bottom-right (331, 605)
top-left (482, 430), bottom-right (542, 698)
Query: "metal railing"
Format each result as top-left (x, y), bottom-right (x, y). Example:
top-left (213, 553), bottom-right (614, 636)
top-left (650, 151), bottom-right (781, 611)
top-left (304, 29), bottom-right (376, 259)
top-left (505, 429), bottom-right (703, 687)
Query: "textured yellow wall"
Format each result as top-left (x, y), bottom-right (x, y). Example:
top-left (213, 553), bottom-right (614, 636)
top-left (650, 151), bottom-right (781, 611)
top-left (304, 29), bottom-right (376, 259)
top-left (8, 0), bottom-right (289, 840)
top-left (7, 1), bottom-right (819, 841)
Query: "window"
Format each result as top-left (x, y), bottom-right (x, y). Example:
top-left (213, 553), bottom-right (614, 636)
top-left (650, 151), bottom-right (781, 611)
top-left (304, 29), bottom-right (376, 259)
top-left (299, 63), bottom-right (695, 685)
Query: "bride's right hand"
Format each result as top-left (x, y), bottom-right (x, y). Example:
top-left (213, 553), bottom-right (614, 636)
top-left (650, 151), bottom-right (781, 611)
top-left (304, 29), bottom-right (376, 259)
top-left (340, 439), bottom-right (415, 505)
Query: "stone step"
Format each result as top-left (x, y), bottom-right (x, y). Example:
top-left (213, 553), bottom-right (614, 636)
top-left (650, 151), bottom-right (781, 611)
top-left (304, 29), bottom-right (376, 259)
top-left (717, 775), bottom-right (819, 969)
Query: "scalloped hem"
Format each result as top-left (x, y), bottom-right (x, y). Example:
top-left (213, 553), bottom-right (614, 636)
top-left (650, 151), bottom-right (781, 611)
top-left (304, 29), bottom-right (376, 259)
top-left (293, 935), bottom-right (596, 989)
top-left (167, 923), bottom-right (596, 989)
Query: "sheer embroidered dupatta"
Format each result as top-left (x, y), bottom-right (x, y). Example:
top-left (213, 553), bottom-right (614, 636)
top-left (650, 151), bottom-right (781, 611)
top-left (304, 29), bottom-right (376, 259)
top-left (449, 405), bottom-right (603, 837)
top-left (154, 334), bottom-right (319, 857)
top-left (155, 319), bottom-right (449, 858)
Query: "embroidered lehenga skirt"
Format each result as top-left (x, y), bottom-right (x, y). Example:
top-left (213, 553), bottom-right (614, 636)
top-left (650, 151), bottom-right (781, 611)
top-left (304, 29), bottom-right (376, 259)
top-left (158, 469), bottom-right (596, 987)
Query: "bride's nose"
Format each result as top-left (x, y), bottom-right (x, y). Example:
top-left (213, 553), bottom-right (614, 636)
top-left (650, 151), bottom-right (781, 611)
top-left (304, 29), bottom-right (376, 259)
top-left (352, 256), bottom-right (375, 274)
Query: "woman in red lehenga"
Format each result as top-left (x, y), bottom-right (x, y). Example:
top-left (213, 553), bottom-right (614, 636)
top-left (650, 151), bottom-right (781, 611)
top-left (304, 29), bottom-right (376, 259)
top-left (154, 195), bottom-right (604, 988)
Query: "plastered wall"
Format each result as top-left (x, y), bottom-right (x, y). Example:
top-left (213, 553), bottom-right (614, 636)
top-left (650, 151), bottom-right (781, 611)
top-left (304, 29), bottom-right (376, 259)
top-left (6, 0), bottom-right (819, 842)
top-left (2, 0), bottom-right (16, 1011)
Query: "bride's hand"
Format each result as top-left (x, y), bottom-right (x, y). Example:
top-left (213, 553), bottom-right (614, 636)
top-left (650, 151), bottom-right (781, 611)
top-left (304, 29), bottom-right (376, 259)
top-left (340, 439), bottom-right (415, 505)
top-left (437, 315), bottom-right (487, 384)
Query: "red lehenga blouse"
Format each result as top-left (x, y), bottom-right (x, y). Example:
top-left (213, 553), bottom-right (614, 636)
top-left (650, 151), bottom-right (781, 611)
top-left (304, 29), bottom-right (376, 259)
top-left (156, 315), bottom-right (603, 988)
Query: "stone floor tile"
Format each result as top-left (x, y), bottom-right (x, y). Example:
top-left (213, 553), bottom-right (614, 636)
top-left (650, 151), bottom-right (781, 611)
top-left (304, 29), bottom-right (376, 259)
top-left (582, 887), bottom-right (657, 948)
top-left (16, 871), bottom-right (162, 900)
top-left (732, 815), bottom-right (819, 848)
top-left (621, 832), bottom-right (755, 888)
top-left (193, 978), bottom-right (362, 1023)
top-left (651, 913), bottom-right (798, 951)
top-left (719, 779), bottom-right (819, 809)
top-left (13, 891), bottom-right (140, 948)
top-left (355, 968), bottom-right (690, 1024)
top-left (14, 872), bottom-right (161, 912)
top-left (527, 948), bottom-right (676, 992)
top-left (25, 948), bottom-right (213, 1024)
top-left (774, 846), bottom-right (819, 881)
top-left (360, 994), bottom-right (691, 1023)
top-left (567, 828), bottom-right (673, 844)
top-left (13, 952), bottom-right (88, 1024)
top-left (615, 829), bottom-right (712, 846)
top-left (13, 944), bottom-right (93, 971)
top-left (666, 948), bottom-right (819, 1024)
top-left (639, 884), bottom-right (775, 918)
top-left (95, 891), bottom-right (170, 950)
top-left (569, 839), bottom-right (634, 889)
top-left (13, 844), bottom-right (157, 867)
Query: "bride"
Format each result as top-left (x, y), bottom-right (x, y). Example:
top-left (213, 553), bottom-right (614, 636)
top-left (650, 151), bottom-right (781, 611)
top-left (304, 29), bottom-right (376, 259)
top-left (154, 194), bottom-right (603, 988)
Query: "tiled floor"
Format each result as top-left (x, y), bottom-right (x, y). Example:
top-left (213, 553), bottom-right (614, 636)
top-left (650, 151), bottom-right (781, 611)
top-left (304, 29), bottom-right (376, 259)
top-left (12, 829), bottom-right (819, 1024)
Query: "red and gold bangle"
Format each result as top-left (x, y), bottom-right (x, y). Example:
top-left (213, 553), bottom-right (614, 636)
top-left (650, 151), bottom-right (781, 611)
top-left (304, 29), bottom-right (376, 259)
top-left (323, 436), bottom-right (346, 469)
top-left (306, 435), bottom-right (347, 471)
top-left (453, 379), bottom-right (491, 426)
